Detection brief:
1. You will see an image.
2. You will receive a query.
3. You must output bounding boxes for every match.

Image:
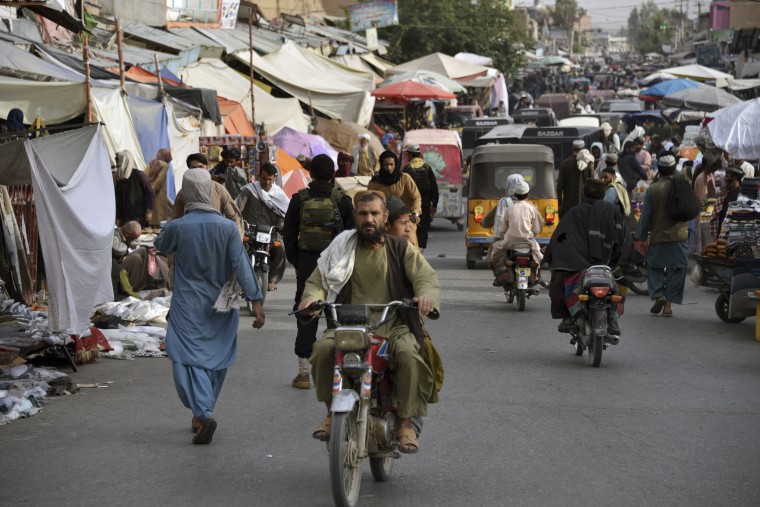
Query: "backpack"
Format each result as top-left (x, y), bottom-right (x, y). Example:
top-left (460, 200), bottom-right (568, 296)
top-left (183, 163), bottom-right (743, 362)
top-left (405, 164), bottom-right (433, 195)
top-left (667, 176), bottom-right (702, 222)
top-left (297, 188), bottom-right (344, 251)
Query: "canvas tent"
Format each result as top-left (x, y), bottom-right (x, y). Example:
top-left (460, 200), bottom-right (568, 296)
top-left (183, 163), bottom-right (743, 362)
top-left (233, 41), bottom-right (375, 127)
top-left (661, 64), bottom-right (733, 82)
top-left (388, 52), bottom-right (490, 83)
top-left (177, 58), bottom-right (309, 134)
top-left (0, 125), bottom-right (114, 334)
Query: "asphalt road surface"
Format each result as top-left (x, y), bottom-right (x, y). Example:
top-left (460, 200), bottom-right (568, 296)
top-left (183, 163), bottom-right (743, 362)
top-left (3, 222), bottom-right (760, 507)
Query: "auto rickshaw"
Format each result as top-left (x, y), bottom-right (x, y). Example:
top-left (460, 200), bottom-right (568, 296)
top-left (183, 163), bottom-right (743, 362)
top-left (520, 126), bottom-right (606, 170)
top-left (465, 144), bottom-right (558, 269)
top-left (401, 129), bottom-right (465, 230)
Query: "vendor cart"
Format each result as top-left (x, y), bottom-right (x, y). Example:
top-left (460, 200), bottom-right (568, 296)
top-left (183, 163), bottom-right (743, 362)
top-left (690, 254), bottom-right (747, 323)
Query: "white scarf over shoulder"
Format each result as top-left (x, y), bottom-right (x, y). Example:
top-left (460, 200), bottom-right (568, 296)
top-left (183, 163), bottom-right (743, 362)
top-left (316, 230), bottom-right (358, 302)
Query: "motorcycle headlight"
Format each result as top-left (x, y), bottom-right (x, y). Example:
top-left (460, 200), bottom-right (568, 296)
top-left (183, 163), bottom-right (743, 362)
top-left (255, 232), bottom-right (272, 243)
top-left (335, 330), bottom-right (367, 350)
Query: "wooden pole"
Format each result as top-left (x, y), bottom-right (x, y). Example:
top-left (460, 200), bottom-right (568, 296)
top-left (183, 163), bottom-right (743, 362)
top-left (154, 53), bottom-right (164, 96)
top-left (82, 33), bottom-right (94, 123)
top-left (115, 18), bottom-right (126, 95)
top-left (249, 7), bottom-right (255, 127)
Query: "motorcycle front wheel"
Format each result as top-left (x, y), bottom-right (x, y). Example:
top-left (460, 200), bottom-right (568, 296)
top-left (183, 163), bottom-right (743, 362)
top-left (517, 288), bottom-right (526, 311)
top-left (369, 456), bottom-right (393, 482)
top-left (254, 266), bottom-right (267, 306)
top-left (329, 409), bottom-right (362, 507)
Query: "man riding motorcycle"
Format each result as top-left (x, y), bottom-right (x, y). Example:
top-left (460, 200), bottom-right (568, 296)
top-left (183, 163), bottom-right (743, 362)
top-left (298, 191), bottom-right (440, 454)
top-left (546, 179), bottom-right (626, 336)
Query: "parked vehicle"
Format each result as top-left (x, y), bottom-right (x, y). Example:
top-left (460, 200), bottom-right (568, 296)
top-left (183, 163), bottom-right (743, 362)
top-left (401, 129), bottom-right (464, 230)
top-left (511, 108), bottom-right (558, 127)
top-left (599, 99), bottom-right (643, 114)
top-left (466, 144), bottom-right (558, 268)
top-left (461, 117), bottom-right (513, 160)
top-left (442, 105), bottom-right (483, 132)
top-left (519, 126), bottom-right (606, 170)
top-left (295, 300), bottom-right (439, 507)
top-left (568, 265), bottom-right (623, 367)
top-left (474, 124), bottom-right (528, 149)
top-left (534, 94), bottom-right (574, 120)
top-left (243, 222), bottom-right (277, 311)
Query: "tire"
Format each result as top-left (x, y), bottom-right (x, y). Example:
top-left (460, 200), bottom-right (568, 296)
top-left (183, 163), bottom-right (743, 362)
top-left (329, 410), bottom-right (362, 507)
top-left (517, 289), bottom-right (526, 311)
top-left (574, 339), bottom-right (584, 356)
top-left (538, 263), bottom-right (551, 289)
top-left (369, 456), bottom-right (393, 482)
top-left (715, 293), bottom-right (746, 323)
top-left (588, 322), bottom-right (603, 367)
top-left (466, 260), bottom-right (476, 270)
top-left (623, 278), bottom-right (649, 296)
top-left (255, 267), bottom-right (267, 306)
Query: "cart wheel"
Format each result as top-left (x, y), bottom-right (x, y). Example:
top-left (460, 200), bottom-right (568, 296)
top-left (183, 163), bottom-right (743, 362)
top-left (715, 293), bottom-right (746, 323)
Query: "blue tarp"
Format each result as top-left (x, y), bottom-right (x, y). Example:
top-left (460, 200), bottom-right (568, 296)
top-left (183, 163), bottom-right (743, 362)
top-left (639, 79), bottom-right (702, 99)
top-left (126, 94), bottom-right (175, 200)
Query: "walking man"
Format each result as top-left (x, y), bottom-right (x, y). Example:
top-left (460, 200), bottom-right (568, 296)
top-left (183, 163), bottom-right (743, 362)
top-left (557, 140), bottom-right (594, 218)
top-left (634, 154), bottom-right (689, 318)
top-left (154, 169), bottom-right (265, 444)
top-left (402, 144), bottom-right (438, 251)
top-left (283, 155), bottom-right (355, 389)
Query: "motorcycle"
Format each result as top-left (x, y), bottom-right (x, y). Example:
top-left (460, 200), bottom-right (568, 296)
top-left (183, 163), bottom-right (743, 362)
top-left (494, 242), bottom-right (538, 311)
top-left (295, 300), bottom-right (438, 507)
top-left (243, 222), bottom-right (277, 312)
top-left (568, 265), bottom-right (623, 367)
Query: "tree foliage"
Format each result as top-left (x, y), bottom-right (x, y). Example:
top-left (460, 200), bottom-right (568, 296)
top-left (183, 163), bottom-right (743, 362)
top-left (551, 0), bottom-right (578, 32)
top-left (627, 0), bottom-right (685, 54)
top-left (377, 0), bottom-right (531, 79)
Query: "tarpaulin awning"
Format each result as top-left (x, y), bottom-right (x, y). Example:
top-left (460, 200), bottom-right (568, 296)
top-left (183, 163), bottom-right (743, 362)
top-left (126, 95), bottom-right (172, 182)
top-left (0, 40), bottom-right (83, 82)
top-left (232, 40), bottom-right (375, 126)
top-left (177, 58), bottom-right (309, 134)
top-left (218, 97), bottom-right (255, 136)
top-left (388, 52), bottom-right (490, 81)
top-left (314, 117), bottom-right (383, 155)
top-left (124, 66), bottom-right (184, 87)
top-left (92, 87), bottom-right (147, 170)
top-left (661, 64), bottom-right (733, 82)
top-left (0, 76), bottom-right (86, 124)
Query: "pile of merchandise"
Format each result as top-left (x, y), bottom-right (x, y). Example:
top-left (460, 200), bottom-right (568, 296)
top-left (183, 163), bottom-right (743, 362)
top-left (0, 364), bottom-right (76, 425)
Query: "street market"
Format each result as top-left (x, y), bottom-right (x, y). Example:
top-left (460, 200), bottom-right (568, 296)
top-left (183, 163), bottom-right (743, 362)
top-left (1, 1), bottom-right (760, 506)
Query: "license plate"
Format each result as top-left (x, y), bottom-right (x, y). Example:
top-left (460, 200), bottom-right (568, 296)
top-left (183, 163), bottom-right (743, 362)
top-left (517, 268), bottom-right (531, 277)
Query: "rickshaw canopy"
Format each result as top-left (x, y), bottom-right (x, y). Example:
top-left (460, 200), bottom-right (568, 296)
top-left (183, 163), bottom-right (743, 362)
top-left (470, 144), bottom-right (556, 200)
top-left (401, 129), bottom-right (463, 185)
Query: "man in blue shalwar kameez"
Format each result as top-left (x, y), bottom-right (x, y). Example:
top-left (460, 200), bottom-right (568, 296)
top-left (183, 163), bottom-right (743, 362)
top-left (155, 169), bottom-right (265, 444)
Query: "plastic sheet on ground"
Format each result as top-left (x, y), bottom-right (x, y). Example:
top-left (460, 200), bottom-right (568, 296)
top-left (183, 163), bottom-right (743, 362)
top-left (0, 364), bottom-right (72, 425)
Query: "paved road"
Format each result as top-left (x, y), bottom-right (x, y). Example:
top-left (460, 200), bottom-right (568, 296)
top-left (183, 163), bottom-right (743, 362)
top-left (3, 223), bottom-right (760, 506)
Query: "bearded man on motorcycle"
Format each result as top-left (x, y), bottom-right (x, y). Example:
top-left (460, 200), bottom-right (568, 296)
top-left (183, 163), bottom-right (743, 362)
top-left (298, 191), bottom-right (440, 454)
top-left (546, 178), bottom-right (626, 334)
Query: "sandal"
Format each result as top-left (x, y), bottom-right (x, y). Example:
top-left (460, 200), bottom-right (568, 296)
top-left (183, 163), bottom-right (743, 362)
top-left (396, 424), bottom-right (419, 454)
top-left (267, 282), bottom-right (277, 292)
top-left (191, 416), bottom-right (202, 433)
top-left (312, 417), bottom-right (331, 441)
top-left (192, 418), bottom-right (217, 445)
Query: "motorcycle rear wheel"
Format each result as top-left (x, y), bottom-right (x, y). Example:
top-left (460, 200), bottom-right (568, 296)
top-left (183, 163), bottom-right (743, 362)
top-left (329, 409), bottom-right (362, 507)
top-left (517, 288), bottom-right (526, 311)
top-left (588, 325), bottom-right (603, 367)
top-left (369, 456), bottom-right (393, 482)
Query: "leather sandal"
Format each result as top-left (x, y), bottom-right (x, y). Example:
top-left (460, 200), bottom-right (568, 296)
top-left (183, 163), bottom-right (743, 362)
top-left (396, 424), bottom-right (419, 454)
top-left (312, 417), bottom-right (331, 441)
top-left (191, 416), bottom-right (202, 433)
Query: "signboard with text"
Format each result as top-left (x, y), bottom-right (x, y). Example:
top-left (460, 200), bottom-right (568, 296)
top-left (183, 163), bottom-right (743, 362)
top-left (349, 0), bottom-right (398, 32)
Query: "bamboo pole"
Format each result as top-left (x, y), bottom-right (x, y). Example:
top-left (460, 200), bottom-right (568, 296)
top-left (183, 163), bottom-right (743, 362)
top-left (249, 6), bottom-right (255, 126)
top-left (115, 18), bottom-right (126, 95)
top-left (82, 33), bottom-right (94, 123)
top-left (154, 53), bottom-right (164, 96)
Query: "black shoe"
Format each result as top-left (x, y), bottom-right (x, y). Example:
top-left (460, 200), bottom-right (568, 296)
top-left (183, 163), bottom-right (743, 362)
top-left (607, 320), bottom-right (621, 336)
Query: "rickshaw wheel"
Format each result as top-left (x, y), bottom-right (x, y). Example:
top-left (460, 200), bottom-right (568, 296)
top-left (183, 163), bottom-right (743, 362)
top-left (715, 293), bottom-right (746, 324)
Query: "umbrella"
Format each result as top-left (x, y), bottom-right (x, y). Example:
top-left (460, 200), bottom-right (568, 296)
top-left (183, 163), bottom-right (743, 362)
top-left (661, 86), bottom-right (742, 112)
top-left (281, 167), bottom-right (311, 197)
top-left (639, 79), bottom-right (702, 101)
top-left (371, 81), bottom-right (456, 102)
top-left (660, 64), bottom-right (733, 82)
top-left (707, 98), bottom-right (760, 159)
top-left (638, 71), bottom-right (678, 87)
top-left (272, 127), bottom-right (339, 166)
top-left (377, 70), bottom-right (466, 94)
top-left (662, 108), bottom-right (707, 124)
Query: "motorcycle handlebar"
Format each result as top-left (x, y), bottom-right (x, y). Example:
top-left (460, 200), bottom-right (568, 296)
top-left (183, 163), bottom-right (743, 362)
top-left (289, 299), bottom-right (440, 321)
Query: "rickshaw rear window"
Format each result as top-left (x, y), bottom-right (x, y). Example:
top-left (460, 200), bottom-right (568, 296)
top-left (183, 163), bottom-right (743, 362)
top-left (471, 166), bottom-right (536, 199)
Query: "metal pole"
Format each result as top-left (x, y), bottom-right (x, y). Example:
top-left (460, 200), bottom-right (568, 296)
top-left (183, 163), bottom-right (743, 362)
top-left (115, 18), bottom-right (126, 95)
top-left (249, 7), bottom-right (255, 126)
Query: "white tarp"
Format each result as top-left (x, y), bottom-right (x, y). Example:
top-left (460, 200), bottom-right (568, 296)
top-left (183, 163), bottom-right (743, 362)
top-left (25, 125), bottom-right (115, 334)
top-left (232, 41), bottom-right (375, 127)
top-left (661, 64), bottom-right (733, 82)
top-left (388, 52), bottom-right (490, 81)
top-left (0, 76), bottom-right (85, 124)
top-left (177, 58), bottom-right (309, 134)
top-left (165, 98), bottom-right (201, 195)
top-left (0, 40), bottom-right (83, 82)
top-left (92, 87), bottom-right (147, 170)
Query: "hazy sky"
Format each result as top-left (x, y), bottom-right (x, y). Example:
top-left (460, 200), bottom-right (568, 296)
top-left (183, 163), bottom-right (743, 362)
top-left (516, 0), bottom-right (704, 32)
